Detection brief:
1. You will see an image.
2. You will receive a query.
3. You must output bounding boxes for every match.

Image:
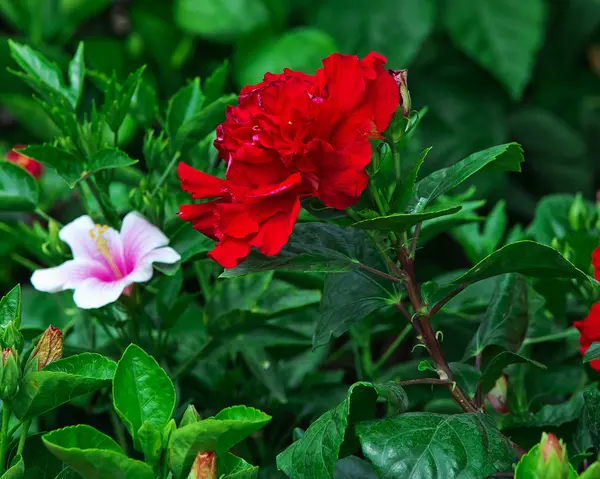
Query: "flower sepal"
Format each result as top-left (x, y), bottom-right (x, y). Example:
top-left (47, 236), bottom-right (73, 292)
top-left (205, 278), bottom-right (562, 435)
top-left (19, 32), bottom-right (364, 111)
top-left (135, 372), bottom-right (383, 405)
top-left (0, 348), bottom-right (21, 401)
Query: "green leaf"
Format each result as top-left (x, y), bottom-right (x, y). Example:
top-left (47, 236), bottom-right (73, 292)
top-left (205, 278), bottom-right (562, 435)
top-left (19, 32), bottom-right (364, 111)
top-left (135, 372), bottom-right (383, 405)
top-left (276, 382), bottom-right (379, 479)
top-left (514, 444), bottom-right (578, 478)
top-left (1, 454), bottom-right (24, 479)
top-left (21, 145), bottom-right (83, 188)
top-left (584, 389), bottom-right (600, 450)
top-left (0, 162), bottom-right (39, 211)
top-left (240, 344), bottom-right (287, 403)
top-left (113, 344), bottom-right (176, 448)
top-left (137, 421), bottom-right (162, 466)
top-left (43, 425), bottom-right (154, 479)
top-left (389, 147), bottom-right (429, 213)
top-left (356, 413), bottom-right (515, 479)
top-left (221, 223), bottom-right (382, 277)
top-left (413, 143), bottom-right (524, 212)
top-left (168, 405), bottom-right (271, 478)
top-left (174, 0), bottom-right (270, 42)
top-left (234, 28), bottom-right (336, 88)
top-left (67, 42), bottom-right (84, 107)
top-left (20, 432), bottom-right (68, 479)
top-left (352, 205), bottom-right (462, 234)
top-left (174, 94), bottom-right (237, 153)
top-left (453, 241), bottom-right (591, 287)
top-left (334, 456), bottom-right (378, 479)
top-left (88, 148), bottom-right (138, 173)
top-left (254, 280), bottom-right (321, 315)
top-left (583, 343), bottom-right (600, 363)
top-left (12, 353), bottom-right (116, 419)
top-left (0, 284), bottom-right (21, 328)
top-left (312, 0), bottom-right (436, 67)
top-left (204, 59), bottom-right (229, 104)
top-left (166, 78), bottom-right (205, 139)
top-left (217, 453), bottom-right (258, 479)
top-left (448, 362), bottom-right (481, 398)
top-left (463, 274), bottom-right (529, 358)
top-left (581, 463), bottom-right (600, 479)
top-left (479, 351), bottom-right (546, 395)
top-left (444, 0), bottom-right (546, 99)
top-left (170, 223), bottom-right (215, 262)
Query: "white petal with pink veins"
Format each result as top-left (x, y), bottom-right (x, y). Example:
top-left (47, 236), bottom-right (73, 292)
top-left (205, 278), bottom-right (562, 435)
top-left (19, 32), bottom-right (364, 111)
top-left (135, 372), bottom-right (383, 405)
top-left (120, 212), bottom-right (170, 266)
top-left (73, 277), bottom-right (133, 309)
top-left (30, 259), bottom-right (111, 293)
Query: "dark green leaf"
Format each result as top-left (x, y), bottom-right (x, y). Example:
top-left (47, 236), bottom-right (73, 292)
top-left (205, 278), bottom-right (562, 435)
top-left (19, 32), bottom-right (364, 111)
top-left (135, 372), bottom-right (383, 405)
top-left (479, 351), bottom-right (545, 395)
top-left (255, 280), bottom-right (321, 315)
top-left (0, 162), bottom-right (39, 211)
top-left (206, 272), bottom-right (273, 321)
top-left (166, 78), bottom-right (205, 139)
top-left (0, 285), bottom-right (21, 328)
top-left (169, 223), bottom-right (215, 262)
top-left (43, 425), bottom-right (153, 479)
top-left (20, 433), bottom-right (67, 479)
top-left (217, 453), bottom-right (258, 479)
top-left (583, 343), bottom-right (600, 363)
top-left (444, 0), bottom-right (546, 99)
top-left (334, 456), bottom-right (378, 479)
top-left (204, 59), bottom-right (229, 104)
top-left (240, 344), bottom-right (287, 403)
top-left (276, 382), bottom-right (379, 479)
top-left (352, 205), bottom-right (462, 234)
top-left (356, 413), bottom-right (515, 479)
top-left (221, 223), bottom-right (382, 277)
top-left (389, 147), bottom-right (429, 213)
top-left (463, 274), bottom-right (529, 358)
top-left (174, 94), bottom-right (237, 153)
top-left (584, 389), bottom-right (600, 450)
top-left (113, 344), bottom-right (176, 447)
top-left (448, 362), bottom-right (481, 398)
top-left (413, 143), bottom-right (524, 211)
top-left (12, 353), bottom-right (116, 419)
top-left (168, 406), bottom-right (271, 478)
top-left (453, 241), bottom-right (591, 287)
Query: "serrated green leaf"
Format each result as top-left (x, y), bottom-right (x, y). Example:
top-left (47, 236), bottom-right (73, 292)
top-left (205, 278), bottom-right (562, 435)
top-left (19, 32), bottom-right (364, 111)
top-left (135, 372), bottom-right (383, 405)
top-left (584, 389), bottom-right (600, 450)
top-left (0, 284), bottom-right (21, 328)
top-left (479, 351), bottom-right (545, 395)
top-left (88, 148), bottom-right (138, 173)
top-left (21, 145), bottom-right (83, 188)
top-left (168, 406), bottom-right (271, 478)
top-left (43, 425), bottom-right (153, 479)
top-left (0, 162), bottom-right (39, 211)
top-left (113, 344), bottom-right (175, 448)
top-left (444, 0), bottom-right (546, 99)
top-left (12, 353), bottom-right (116, 419)
top-left (217, 453), bottom-right (258, 479)
top-left (356, 413), bottom-right (515, 479)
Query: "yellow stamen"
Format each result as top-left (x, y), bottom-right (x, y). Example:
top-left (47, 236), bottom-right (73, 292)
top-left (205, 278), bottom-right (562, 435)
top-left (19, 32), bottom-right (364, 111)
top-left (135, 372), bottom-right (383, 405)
top-left (92, 227), bottom-right (122, 279)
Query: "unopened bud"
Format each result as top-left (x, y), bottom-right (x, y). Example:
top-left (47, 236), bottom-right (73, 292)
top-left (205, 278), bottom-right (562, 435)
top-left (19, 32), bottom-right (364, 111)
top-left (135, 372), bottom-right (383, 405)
top-left (390, 69), bottom-right (410, 117)
top-left (1, 349), bottom-right (21, 400)
top-left (569, 193), bottom-right (588, 231)
top-left (180, 404), bottom-right (201, 428)
top-left (537, 433), bottom-right (568, 479)
top-left (187, 451), bottom-right (216, 479)
top-left (1, 321), bottom-right (24, 354)
top-left (486, 375), bottom-right (508, 414)
top-left (26, 325), bottom-right (62, 372)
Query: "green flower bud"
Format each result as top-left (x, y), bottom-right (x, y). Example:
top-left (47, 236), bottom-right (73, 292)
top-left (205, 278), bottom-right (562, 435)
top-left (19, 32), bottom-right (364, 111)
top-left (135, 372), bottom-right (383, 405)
top-left (537, 433), bottom-right (568, 479)
top-left (25, 325), bottom-right (62, 373)
top-left (1, 321), bottom-right (24, 353)
top-left (569, 193), bottom-right (588, 231)
top-left (187, 452), bottom-right (216, 479)
top-left (180, 404), bottom-right (201, 428)
top-left (1, 348), bottom-right (21, 400)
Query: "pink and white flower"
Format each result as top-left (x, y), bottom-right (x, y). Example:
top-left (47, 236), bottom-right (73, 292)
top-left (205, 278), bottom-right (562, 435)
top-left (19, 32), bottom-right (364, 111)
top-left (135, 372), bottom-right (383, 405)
top-left (31, 212), bottom-right (180, 309)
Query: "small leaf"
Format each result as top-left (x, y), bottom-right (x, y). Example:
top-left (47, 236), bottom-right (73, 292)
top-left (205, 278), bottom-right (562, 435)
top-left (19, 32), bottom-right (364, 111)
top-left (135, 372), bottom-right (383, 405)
top-left (0, 162), bottom-right (39, 211)
top-left (389, 147), bottom-right (430, 213)
top-left (88, 148), bottom-right (138, 173)
top-left (168, 405), bottom-right (271, 478)
top-left (356, 413), bottom-right (515, 479)
top-left (0, 284), bottom-right (21, 328)
top-left (413, 143), bottom-right (524, 211)
top-left (583, 343), bottom-right (600, 363)
top-left (217, 453), bottom-right (258, 479)
top-left (352, 205), bottom-right (462, 234)
top-left (204, 59), bottom-right (229, 104)
top-left (479, 351), bottom-right (546, 395)
top-left (11, 353), bottom-right (116, 419)
top-left (137, 421), bottom-right (162, 466)
top-left (67, 42), bottom-right (85, 106)
top-left (43, 425), bottom-right (153, 479)
top-left (113, 344), bottom-right (176, 448)
top-left (166, 78), bottom-right (205, 139)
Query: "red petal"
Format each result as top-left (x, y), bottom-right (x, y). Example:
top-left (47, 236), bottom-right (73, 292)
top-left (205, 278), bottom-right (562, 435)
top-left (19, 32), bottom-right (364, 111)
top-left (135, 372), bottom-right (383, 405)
top-left (208, 238), bottom-right (252, 269)
top-left (178, 162), bottom-right (228, 199)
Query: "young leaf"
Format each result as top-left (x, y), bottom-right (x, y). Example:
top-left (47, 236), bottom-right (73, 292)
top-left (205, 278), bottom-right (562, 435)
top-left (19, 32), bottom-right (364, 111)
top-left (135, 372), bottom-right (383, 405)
top-left (166, 78), bottom-right (205, 139)
top-left (412, 142), bottom-right (524, 212)
top-left (351, 205), bottom-right (462, 234)
top-left (168, 406), bottom-right (271, 478)
top-left (113, 344), bottom-right (176, 448)
top-left (479, 351), bottom-right (546, 395)
top-left (444, 0), bottom-right (546, 99)
top-left (389, 147), bottom-right (430, 213)
top-left (11, 353), bottom-right (116, 419)
top-left (0, 162), bottom-right (39, 211)
top-left (67, 42), bottom-right (85, 106)
top-left (137, 421), bottom-right (162, 466)
top-left (356, 413), bottom-right (515, 478)
top-left (88, 148), bottom-right (138, 173)
top-left (0, 284), bottom-right (21, 328)
top-left (204, 59), bottom-right (229, 104)
top-left (43, 425), bottom-right (153, 479)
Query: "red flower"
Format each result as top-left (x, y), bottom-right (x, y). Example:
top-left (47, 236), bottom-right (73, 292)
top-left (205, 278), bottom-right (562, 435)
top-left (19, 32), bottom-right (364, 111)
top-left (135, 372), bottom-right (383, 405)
top-left (5, 145), bottom-right (43, 179)
top-left (574, 303), bottom-right (600, 372)
top-left (179, 52), bottom-right (400, 268)
top-left (592, 246), bottom-right (600, 280)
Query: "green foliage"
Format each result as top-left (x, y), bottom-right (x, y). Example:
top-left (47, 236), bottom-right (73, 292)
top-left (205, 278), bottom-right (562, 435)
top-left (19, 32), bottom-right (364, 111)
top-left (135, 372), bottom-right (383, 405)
top-left (0, 163), bottom-right (38, 212)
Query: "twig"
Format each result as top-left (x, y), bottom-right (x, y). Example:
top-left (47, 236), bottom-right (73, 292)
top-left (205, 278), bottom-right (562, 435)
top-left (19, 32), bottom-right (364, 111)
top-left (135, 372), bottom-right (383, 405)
top-left (429, 285), bottom-right (466, 317)
top-left (409, 222), bottom-right (422, 256)
top-left (398, 378), bottom-right (451, 387)
top-left (394, 302), bottom-right (412, 323)
top-left (152, 151), bottom-right (181, 197)
top-left (358, 263), bottom-right (403, 283)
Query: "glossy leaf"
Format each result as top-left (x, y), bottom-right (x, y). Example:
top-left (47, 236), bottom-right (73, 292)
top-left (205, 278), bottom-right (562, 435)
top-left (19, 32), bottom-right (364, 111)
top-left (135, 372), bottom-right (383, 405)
top-left (67, 42), bottom-right (85, 106)
top-left (356, 413), bottom-right (515, 479)
top-left (583, 343), bottom-right (600, 363)
top-left (0, 284), bottom-right (21, 327)
top-left (88, 148), bottom-right (138, 174)
top-left (352, 205), bottom-right (462, 234)
top-left (584, 389), bottom-right (600, 450)
top-left (334, 456), bottom-right (378, 479)
top-left (479, 351), bottom-right (545, 395)
top-left (1, 455), bottom-right (24, 479)
top-left (166, 78), bottom-right (205, 139)
top-left (453, 241), bottom-right (590, 287)
top-left (413, 143), bottom-right (524, 211)
top-left (113, 344), bottom-right (176, 447)
top-left (168, 406), bottom-right (271, 478)
top-left (444, 0), bottom-right (546, 99)
top-left (12, 353), bottom-right (116, 419)
top-left (20, 433), bottom-right (68, 479)
top-left (389, 147), bottom-right (430, 213)
top-left (0, 162), bottom-right (39, 211)
top-left (217, 453), bottom-right (258, 479)
top-left (43, 425), bottom-right (153, 479)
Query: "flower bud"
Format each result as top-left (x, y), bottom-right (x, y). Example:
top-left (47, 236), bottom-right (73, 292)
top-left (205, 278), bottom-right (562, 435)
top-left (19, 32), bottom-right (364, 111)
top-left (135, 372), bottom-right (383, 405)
top-left (537, 433), bottom-right (568, 479)
top-left (569, 193), bottom-right (588, 231)
top-left (390, 69), bottom-right (410, 117)
top-left (0, 349), bottom-right (21, 400)
top-left (180, 404), bottom-right (201, 428)
top-left (1, 321), bottom-right (24, 354)
top-left (26, 325), bottom-right (62, 372)
top-left (5, 145), bottom-right (44, 179)
top-left (187, 451), bottom-right (216, 479)
top-left (486, 375), bottom-right (509, 414)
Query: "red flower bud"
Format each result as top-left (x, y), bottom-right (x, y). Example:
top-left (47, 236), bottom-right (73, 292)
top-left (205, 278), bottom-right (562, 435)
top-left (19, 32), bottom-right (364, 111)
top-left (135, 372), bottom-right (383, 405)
top-left (188, 451), bottom-right (216, 479)
top-left (5, 145), bottom-right (44, 179)
top-left (27, 325), bottom-right (62, 371)
top-left (540, 433), bottom-right (563, 463)
top-left (389, 69), bottom-right (410, 117)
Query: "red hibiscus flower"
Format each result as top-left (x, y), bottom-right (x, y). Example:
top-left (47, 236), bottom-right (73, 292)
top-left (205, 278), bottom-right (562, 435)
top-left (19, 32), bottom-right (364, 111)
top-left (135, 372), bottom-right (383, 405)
top-left (179, 52), bottom-right (401, 268)
top-left (574, 302), bottom-right (600, 372)
top-left (5, 145), bottom-right (43, 178)
top-left (592, 246), bottom-right (600, 280)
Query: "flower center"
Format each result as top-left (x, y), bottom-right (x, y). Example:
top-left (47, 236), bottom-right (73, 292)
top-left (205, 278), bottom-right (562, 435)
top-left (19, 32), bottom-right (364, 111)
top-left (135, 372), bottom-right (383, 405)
top-left (89, 225), bottom-right (123, 279)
